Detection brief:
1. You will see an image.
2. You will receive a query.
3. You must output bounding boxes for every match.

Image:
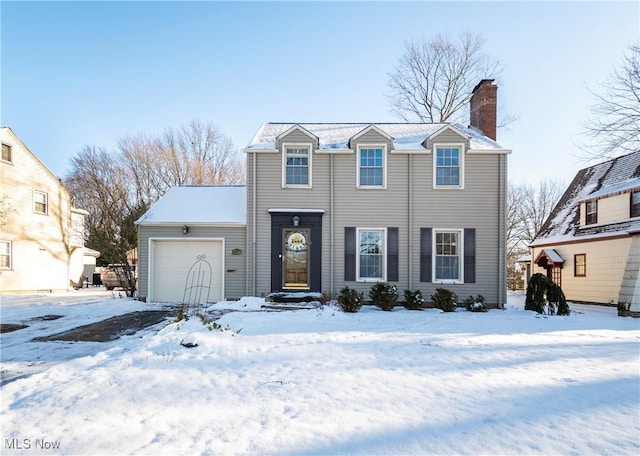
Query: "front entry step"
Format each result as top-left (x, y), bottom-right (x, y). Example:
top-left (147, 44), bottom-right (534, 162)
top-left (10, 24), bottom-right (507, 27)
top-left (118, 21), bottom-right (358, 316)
top-left (263, 292), bottom-right (324, 310)
top-left (265, 291), bottom-right (323, 303)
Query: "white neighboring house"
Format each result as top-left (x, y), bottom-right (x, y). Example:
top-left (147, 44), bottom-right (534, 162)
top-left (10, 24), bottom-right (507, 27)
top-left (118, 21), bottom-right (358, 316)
top-left (0, 127), bottom-right (90, 293)
top-left (530, 151), bottom-right (640, 315)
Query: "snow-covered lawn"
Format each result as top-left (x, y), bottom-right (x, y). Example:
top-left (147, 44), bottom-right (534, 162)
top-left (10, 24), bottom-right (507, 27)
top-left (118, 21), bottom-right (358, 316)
top-left (1, 290), bottom-right (639, 455)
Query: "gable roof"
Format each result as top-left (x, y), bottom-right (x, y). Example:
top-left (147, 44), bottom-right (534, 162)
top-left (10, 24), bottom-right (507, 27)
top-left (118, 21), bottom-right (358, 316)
top-left (245, 123), bottom-right (507, 152)
top-left (531, 151), bottom-right (640, 246)
top-left (136, 185), bottom-right (246, 225)
top-left (1, 126), bottom-right (71, 196)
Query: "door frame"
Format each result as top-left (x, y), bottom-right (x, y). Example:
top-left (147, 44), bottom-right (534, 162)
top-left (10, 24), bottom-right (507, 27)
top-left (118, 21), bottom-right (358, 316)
top-left (269, 210), bottom-right (323, 293)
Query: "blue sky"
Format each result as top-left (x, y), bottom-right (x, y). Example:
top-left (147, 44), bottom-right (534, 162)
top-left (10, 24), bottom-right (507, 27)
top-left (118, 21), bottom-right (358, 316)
top-left (2, 1), bottom-right (638, 185)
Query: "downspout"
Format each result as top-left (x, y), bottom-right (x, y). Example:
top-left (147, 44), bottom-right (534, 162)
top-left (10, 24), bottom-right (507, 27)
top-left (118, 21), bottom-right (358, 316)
top-left (408, 154), bottom-right (413, 290)
top-left (498, 154), bottom-right (506, 308)
top-left (330, 153), bottom-right (334, 294)
top-left (252, 150), bottom-right (257, 296)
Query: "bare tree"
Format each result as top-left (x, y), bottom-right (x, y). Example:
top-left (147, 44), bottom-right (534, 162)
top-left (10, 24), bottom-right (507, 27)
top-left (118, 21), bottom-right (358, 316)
top-left (119, 120), bottom-right (245, 192)
top-left (580, 43), bottom-right (640, 159)
top-left (506, 180), bottom-right (565, 288)
top-left (387, 32), bottom-right (504, 123)
top-left (65, 146), bottom-right (138, 296)
top-left (64, 120), bottom-right (245, 297)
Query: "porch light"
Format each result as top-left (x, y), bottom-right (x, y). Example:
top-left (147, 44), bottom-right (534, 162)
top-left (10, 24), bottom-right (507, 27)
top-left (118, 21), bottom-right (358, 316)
top-left (292, 215), bottom-right (300, 227)
top-left (182, 225), bottom-right (189, 235)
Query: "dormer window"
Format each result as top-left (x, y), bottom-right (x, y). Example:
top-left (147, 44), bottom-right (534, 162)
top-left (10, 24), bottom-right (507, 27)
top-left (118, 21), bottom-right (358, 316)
top-left (357, 145), bottom-right (386, 188)
top-left (585, 200), bottom-right (597, 225)
top-left (434, 145), bottom-right (464, 189)
top-left (632, 191), bottom-right (640, 218)
top-left (282, 144), bottom-right (311, 188)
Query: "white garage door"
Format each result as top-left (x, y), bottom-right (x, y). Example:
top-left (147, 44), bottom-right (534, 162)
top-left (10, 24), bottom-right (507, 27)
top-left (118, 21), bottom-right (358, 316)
top-left (151, 240), bottom-right (223, 304)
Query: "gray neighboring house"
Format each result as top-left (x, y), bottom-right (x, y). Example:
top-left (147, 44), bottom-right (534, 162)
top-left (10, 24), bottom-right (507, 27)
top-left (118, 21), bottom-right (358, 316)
top-left (136, 80), bottom-right (511, 306)
top-left (136, 185), bottom-right (246, 303)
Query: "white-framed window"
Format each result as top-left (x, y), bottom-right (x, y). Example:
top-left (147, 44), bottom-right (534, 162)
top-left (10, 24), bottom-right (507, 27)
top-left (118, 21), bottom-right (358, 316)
top-left (1, 143), bottom-right (11, 163)
top-left (357, 228), bottom-right (386, 281)
top-left (585, 201), bottom-right (597, 225)
top-left (0, 240), bottom-right (11, 269)
top-left (434, 145), bottom-right (464, 189)
top-left (282, 144), bottom-right (311, 188)
top-left (631, 191), bottom-right (640, 218)
top-left (34, 190), bottom-right (48, 215)
top-left (434, 229), bottom-right (463, 283)
top-left (357, 145), bottom-right (386, 188)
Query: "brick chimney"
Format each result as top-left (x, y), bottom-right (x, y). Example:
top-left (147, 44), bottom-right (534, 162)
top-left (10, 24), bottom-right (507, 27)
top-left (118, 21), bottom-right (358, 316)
top-left (470, 79), bottom-right (497, 141)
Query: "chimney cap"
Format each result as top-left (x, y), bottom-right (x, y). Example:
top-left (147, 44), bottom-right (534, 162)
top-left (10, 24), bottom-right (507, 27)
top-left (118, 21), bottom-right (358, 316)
top-left (472, 79), bottom-right (496, 94)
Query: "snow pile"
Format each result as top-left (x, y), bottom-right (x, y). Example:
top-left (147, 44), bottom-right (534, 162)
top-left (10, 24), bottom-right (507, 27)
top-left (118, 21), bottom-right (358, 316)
top-left (1, 292), bottom-right (639, 455)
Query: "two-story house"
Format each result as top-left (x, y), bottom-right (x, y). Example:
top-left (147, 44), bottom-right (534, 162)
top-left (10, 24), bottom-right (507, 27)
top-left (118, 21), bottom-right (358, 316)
top-left (530, 151), bottom-right (640, 313)
top-left (137, 80), bottom-right (511, 306)
top-left (0, 127), bottom-right (90, 294)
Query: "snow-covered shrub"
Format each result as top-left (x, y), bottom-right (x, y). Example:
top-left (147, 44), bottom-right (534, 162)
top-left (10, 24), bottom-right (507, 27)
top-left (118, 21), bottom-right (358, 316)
top-left (463, 295), bottom-right (487, 312)
top-left (431, 288), bottom-right (457, 312)
top-left (403, 289), bottom-right (424, 310)
top-left (525, 273), bottom-right (570, 315)
top-left (337, 286), bottom-right (364, 313)
top-left (369, 282), bottom-right (398, 311)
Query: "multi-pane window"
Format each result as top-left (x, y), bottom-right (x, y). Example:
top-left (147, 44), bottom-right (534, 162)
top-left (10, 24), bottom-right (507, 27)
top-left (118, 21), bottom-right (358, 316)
top-left (435, 147), bottom-right (461, 187)
top-left (585, 201), bottom-right (597, 225)
top-left (435, 231), bottom-right (461, 281)
top-left (34, 190), bottom-right (48, 214)
top-left (632, 191), bottom-right (640, 218)
top-left (359, 147), bottom-right (384, 187)
top-left (1, 143), bottom-right (11, 162)
top-left (574, 254), bottom-right (586, 277)
top-left (284, 146), bottom-right (310, 186)
top-left (0, 241), bottom-right (10, 269)
top-left (358, 229), bottom-right (384, 280)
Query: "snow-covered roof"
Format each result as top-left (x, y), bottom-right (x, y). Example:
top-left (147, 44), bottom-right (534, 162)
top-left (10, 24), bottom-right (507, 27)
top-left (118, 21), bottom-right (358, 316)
top-left (245, 123), bottom-right (507, 152)
top-left (535, 249), bottom-right (565, 265)
top-left (531, 151), bottom-right (640, 246)
top-left (136, 185), bottom-right (246, 225)
top-left (576, 177), bottom-right (640, 202)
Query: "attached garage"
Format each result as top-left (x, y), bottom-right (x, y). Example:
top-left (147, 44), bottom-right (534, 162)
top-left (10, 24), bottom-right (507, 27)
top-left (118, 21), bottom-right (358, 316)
top-left (150, 239), bottom-right (224, 304)
top-left (136, 185), bottom-right (247, 304)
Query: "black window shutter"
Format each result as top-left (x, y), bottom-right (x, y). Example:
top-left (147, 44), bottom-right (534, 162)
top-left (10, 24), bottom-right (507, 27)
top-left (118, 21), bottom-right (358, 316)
top-left (344, 227), bottom-right (356, 281)
top-left (387, 227), bottom-right (399, 282)
top-left (420, 228), bottom-right (432, 282)
top-left (464, 228), bottom-right (476, 283)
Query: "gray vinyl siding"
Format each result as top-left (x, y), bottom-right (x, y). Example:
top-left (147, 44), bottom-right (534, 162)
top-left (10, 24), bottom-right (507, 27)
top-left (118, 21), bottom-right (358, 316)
top-left (246, 149), bottom-right (332, 296)
top-left (350, 129), bottom-right (393, 151)
top-left (425, 128), bottom-right (471, 149)
top-left (247, 133), bottom-right (507, 306)
top-left (276, 128), bottom-right (319, 150)
top-left (137, 225), bottom-right (247, 301)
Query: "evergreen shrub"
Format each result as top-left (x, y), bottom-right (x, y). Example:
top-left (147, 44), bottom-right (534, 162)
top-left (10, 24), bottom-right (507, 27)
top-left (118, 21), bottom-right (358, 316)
top-left (403, 289), bottom-right (424, 310)
top-left (525, 273), bottom-right (570, 315)
top-left (463, 294), bottom-right (487, 312)
top-left (369, 282), bottom-right (398, 311)
top-left (431, 288), bottom-right (457, 312)
top-left (337, 286), bottom-right (364, 313)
